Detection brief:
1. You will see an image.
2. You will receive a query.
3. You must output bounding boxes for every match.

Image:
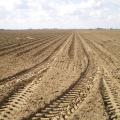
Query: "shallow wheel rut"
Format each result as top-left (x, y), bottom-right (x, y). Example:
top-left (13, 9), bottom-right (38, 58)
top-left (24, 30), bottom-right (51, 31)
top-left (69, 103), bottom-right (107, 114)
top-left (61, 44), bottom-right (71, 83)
top-left (100, 74), bottom-right (120, 120)
top-left (26, 61), bottom-right (100, 120)
top-left (0, 30), bottom-right (119, 120)
top-left (0, 34), bottom-right (74, 120)
top-left (24, 34), bottom-right (101, 120)
top-left (78, 32), bottom-right (120, 120)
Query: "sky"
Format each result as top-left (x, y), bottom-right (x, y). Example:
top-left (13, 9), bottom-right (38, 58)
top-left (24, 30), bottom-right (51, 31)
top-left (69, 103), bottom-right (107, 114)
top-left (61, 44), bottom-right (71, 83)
top-left (0, 0), bottom-right (120, 29)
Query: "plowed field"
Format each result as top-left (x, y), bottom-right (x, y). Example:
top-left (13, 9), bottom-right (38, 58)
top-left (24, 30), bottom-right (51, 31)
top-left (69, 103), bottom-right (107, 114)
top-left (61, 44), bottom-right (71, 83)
top-left (0, 29), bottom-right (120, 120)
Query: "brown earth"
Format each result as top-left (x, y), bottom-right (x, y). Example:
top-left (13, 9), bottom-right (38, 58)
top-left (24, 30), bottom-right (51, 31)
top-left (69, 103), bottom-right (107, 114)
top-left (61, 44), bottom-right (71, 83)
top-left (0, 29), bottom-right (120, 120)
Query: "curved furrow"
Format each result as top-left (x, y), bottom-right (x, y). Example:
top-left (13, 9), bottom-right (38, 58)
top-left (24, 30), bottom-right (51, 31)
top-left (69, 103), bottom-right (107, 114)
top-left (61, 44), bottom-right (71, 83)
top-left (29, 70), bottom-right (100, 120)
top-left (80, 33), bottom-right (120, 86)
top-left (0, 34), bottom-right (63, 56)
top-left (0, 34), bottom-right (71, 102)
top-left (86, 34), bottom-right (118, 65)
top-left (87, 34), bottom-right (120, 80)
top-left (27, 57), bottom-right (100, 120)
top-left (0, 35), bottom-right (70, 106)
top-left (0, 34), bottom-right (73, 120)
top-left (89, 33), bottom-right (120, 60)
top-left (23, 34), bottom-right (101, 120)
top-left (0, 31), bottom-right (48, 47)
top-left (80, 34), bottom-right (118, 76)
top-left (2, 33), bottom-right (73, 119)
top-left (78, 32), bottom-right (120, 120)
top-left (0, 43), bottom-right (24, 52)
top-left (0, 35), bottom-right (68, 85)
top-left (100, 75), bottom-right (120, 120)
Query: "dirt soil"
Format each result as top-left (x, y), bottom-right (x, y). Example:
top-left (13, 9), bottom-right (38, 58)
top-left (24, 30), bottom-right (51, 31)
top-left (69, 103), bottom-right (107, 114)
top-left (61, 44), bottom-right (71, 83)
top-left (0, 29), bottom-right (120, 120)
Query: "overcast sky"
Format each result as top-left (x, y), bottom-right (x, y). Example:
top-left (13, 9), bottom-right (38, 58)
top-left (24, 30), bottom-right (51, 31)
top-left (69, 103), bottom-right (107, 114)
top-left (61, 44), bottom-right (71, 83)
top-left (0, 0), bottom-right (120, 29)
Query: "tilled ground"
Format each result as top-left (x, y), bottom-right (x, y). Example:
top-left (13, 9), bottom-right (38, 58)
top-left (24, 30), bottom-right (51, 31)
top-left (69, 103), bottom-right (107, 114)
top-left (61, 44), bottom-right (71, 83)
top-left (0, 30), bottom-right (120, 120)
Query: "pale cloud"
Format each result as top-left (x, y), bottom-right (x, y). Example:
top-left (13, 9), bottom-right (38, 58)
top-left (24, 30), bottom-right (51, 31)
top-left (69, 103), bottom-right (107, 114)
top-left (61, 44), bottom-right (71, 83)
top-left (0, 0), bottom-right (21, 11)
top-left (0, 0), bottom-right (120, 29)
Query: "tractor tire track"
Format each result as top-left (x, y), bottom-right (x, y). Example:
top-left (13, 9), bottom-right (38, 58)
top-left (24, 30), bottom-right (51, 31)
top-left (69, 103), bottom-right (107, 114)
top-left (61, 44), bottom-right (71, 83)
top-left (24, 34), bottom-right (101, 120)
top-left (0, 34), bottom-right (73, 120)
top-left (80, 33), bottom-right (120, 86)
top-left (0, 34), bottom-right (71, 105)
top-left (27, 54), bottom-right (100, 120)
top-left (78, 32), bottom-right (120, 120)
top-left (100, 75), bottom-right (120, 120)
top-left (0, 34), bottom-right (69, 85)
top-left (80, 34), bottom-right (118, 80)
top-left (0, 35), bottom-right (70, 110)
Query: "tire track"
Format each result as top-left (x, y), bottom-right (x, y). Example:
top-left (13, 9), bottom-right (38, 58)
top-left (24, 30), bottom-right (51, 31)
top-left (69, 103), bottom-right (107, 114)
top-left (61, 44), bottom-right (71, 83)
top-left (0, 76), bottom-right (35, 109)
top-left (27, 56), bottom-right (100, 120)
top-left (0, 34), bottom-right (70, 106)
top-left (80, 33), bottom-right (120, 85)
top-left (0, 34), bottom-right (69, 85)
top-left (0, 78), bottom-right (43, 120)
top-left (80, 34), bottom-right (118, 76)
top-left (0, 34), bottom-right (73, 120)
top-left (0, 34), bottom-right (71, 101)
top-left (100, 75), bottom-right (120, 120)
top-left (28, 66), bottom-right (90, 120)
top-left (78, 32), bottom-right (120, 120)
top-left (23, 34), bottom-right (101, 120)
top-left (86, 34), bottom-right (120, 80)
top-left (84, 34), bottom-right (118, 65)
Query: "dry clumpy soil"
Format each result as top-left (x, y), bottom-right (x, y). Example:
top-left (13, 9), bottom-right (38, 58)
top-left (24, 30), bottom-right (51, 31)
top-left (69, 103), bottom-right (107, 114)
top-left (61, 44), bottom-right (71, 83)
top-left (0, 29), bottom-right (120, 120)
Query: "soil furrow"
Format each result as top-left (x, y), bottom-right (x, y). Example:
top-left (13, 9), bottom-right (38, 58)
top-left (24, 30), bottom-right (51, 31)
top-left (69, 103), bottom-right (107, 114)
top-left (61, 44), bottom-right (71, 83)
top-left (100, 77), bottom-right (120, 120)
top-left (16, 34), bottom-right (67, 57)
top-left (0, 36), bottom-right (70, 112)
top-left (23, 33), bottom-right (98, 120)
top-left (78, 32), bottom-right (120, 120)
top-left (0, 34), bottom-right (73, 120)
top-left (0, 35), bottom-right (68, 85)
top-left (0, 34), bottom-right (63, 56)
top-left (0, 30), bottom-right (119, 120)
top-left (33, 35), bottom-right (67, 57)
top-left (68, 34), bottom-right (75, 59)
top-left (0, 32), bottom-right (62, 52)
